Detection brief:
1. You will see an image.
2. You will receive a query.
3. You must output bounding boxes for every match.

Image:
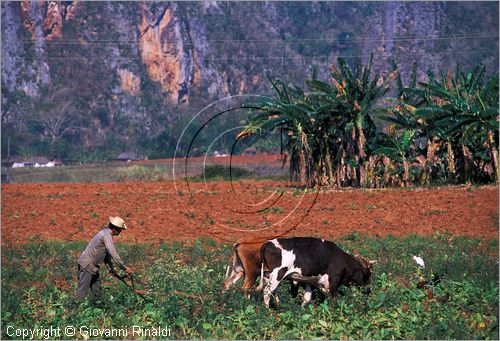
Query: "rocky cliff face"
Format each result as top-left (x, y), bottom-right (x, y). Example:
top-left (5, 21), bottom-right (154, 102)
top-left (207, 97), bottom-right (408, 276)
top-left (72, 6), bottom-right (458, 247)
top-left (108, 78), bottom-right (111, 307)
top-left (1, 1), bottom-right (498, 159)
top-left (139, 3), bottom-right (189, 102)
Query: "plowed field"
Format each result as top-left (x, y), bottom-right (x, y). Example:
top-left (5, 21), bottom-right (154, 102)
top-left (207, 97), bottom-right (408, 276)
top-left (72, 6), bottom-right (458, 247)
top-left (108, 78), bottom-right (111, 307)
top-left (2, 181), bottom-right (498, 245)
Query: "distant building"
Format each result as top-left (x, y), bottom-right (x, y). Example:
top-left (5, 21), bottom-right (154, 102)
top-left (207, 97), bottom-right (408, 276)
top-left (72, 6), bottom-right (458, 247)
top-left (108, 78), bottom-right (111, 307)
top-left (213, 150), bottom-right (228, 157)
top-left (242, 147), bottom-right (258, 156)
top-left (24, 156), bottom-right (50, 167)
top-left (11, 162), bottom-right (25, 168)
top-left (116, 151), bottom-right (139, 161)
top-left (2, 156), bottom-right (62, 168)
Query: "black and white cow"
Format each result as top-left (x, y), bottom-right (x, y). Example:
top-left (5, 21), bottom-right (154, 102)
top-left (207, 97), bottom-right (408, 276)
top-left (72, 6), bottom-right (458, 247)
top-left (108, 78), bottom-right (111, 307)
top-left (223, 236), bottom-right (314, 301)
top-left (260, 237), bottom-right (377, 307)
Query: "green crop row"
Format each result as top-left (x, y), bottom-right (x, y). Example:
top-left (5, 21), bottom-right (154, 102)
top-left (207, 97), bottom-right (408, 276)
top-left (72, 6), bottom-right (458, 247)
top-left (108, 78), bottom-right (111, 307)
top-left (1, 233), bottom-right (498, 339)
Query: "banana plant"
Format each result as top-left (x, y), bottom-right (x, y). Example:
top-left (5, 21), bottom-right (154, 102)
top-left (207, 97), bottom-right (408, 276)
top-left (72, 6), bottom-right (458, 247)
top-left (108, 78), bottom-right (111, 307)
top-left (373, 129), bottom-right (417, 187)
top-left (240, 56), bottom-right (398, 188)
top-left (377, 62), bottom-right (435, 184)
top-left (415, 65), bottom-right (499, 183)
top-left (239, 77), bottom-right (318, 186)
top-left (309, 55), bottom-right (395, 187)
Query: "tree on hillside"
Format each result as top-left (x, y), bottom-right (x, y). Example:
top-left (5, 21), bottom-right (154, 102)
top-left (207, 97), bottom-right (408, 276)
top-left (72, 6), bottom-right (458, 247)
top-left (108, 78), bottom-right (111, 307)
top-left (27, 86), bottom-right (85, 157)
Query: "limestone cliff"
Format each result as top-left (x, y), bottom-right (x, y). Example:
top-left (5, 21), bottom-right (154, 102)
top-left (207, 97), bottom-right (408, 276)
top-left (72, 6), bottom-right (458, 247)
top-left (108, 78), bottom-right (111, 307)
top-left (139, 4), bottom-right (183, 101)
top-left (1, 1), bottom-right (498, 159)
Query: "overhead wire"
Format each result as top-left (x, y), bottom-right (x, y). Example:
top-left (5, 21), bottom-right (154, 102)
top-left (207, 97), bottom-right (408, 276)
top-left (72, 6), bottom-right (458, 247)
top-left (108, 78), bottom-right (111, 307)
top-left (12, 31), bottom-right (497, 62)
top-left (12, 50), bottom-right (497, 62)
top-left (17, 33), bottom-right (499, 46)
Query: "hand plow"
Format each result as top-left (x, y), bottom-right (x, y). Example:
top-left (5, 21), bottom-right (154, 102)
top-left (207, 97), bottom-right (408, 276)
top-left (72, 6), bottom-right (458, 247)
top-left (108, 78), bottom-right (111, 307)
top-left (112, 272), bottom-right (148, 300)
top-left (112, 272), bottom-right (207, 302)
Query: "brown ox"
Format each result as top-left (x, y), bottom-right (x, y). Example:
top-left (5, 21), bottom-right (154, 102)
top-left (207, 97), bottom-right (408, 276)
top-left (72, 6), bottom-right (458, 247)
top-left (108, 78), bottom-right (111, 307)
top-left (223, 237), bottom-right (265, 292)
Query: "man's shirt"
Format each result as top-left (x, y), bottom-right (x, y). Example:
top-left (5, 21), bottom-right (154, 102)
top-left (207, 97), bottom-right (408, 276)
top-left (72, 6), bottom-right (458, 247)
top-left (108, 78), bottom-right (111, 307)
top-left (78, 227), bottom-right (125, 274)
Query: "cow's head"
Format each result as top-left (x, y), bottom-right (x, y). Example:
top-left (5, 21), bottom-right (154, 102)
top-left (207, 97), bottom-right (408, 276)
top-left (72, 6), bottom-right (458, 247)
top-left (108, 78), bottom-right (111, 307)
top-left (354, 255), bottom-right (378, 284)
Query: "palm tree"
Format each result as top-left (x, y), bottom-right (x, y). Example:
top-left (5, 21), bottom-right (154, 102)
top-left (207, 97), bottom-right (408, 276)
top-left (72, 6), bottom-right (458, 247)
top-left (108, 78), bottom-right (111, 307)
top-left (415, 65), bottom-right (499, 183)
top-left (307, 56), bottom-right (396, 187)
top-left (478, 73), bottom-right (499, 181)
top-left (240, 56), bottom-right (397, 188)
top-left (373, 129), bottom-right (417, 187)
top-left (238, 78), bottom-right (317, 186)
top-left (384, 63), bottom-right (499, 184)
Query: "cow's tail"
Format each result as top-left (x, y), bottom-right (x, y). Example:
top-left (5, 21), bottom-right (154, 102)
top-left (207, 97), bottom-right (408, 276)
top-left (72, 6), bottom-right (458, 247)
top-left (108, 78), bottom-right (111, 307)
top-left (225, 242), bottom-right (239, 279)
top-left (256, 262), bottom-right (265, 292)
top-left (222, 242), bottom-right (240, 291)
top-left (255, 242), bottom-right (269, 292)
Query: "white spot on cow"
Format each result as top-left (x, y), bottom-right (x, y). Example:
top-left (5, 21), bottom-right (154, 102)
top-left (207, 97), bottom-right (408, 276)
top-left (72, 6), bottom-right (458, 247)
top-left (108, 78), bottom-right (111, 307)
top-left (264, 240), bottom-right (303, 306)
top-left (271, 239), bottom-right (281, 248)
top-left (288, 272), bottom-right (330, 294)
top-left (281, 249), bottom-right (296, 272)
top-left (317, 274), bottom-right (330, 292)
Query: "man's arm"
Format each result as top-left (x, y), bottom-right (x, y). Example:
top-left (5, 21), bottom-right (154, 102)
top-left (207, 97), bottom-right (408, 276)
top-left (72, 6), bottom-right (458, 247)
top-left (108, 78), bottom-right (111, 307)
top-left (103, 231), bottom-right (127, 270)
top-left (104, 253), bottom-right (116, 274)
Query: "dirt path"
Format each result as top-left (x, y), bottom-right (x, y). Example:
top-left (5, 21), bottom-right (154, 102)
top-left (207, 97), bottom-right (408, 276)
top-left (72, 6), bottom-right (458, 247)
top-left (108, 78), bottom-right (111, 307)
top-left (1, 182), bottom-right (498, 244)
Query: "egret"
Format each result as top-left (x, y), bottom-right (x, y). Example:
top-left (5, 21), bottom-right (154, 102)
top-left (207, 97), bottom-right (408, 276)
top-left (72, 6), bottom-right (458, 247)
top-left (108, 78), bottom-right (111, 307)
top-left (413, 255), bottom-right (425, 268)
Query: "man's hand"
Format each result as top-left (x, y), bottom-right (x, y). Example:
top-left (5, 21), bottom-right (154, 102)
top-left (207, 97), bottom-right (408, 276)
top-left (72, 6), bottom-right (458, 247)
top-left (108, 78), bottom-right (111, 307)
top-left (124, 266), bottom-right (133, 275)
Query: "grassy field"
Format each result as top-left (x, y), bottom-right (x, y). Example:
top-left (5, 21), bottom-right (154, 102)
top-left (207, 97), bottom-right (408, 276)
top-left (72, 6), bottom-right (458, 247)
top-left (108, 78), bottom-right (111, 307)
top-left (1, 157), bottom-right (287, 184)
top-left (2, 163), bottom-right (174, 183)
top-left (2, 233), bottom-right (498, 339)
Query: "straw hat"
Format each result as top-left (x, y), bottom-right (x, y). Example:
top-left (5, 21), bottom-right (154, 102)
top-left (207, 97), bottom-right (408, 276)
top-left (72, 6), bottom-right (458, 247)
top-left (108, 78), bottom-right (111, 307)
top-left (109, 216), bottom-right (127, 230)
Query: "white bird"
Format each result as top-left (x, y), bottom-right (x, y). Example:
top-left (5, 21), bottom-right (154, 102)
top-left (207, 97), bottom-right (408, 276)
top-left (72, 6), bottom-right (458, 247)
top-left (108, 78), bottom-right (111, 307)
top-left (413, 255), bottom-right (425, 268)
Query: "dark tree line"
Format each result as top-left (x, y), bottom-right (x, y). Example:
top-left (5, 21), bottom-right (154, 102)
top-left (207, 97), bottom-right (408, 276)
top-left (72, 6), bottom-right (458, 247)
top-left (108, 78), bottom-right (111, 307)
top-left (239, 57), bottom-right (499, 187)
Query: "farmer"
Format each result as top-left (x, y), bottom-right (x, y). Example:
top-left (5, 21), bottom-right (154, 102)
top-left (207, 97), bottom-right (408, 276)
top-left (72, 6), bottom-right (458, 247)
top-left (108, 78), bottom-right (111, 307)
top-left (75, 216), bottom-right (133, 302)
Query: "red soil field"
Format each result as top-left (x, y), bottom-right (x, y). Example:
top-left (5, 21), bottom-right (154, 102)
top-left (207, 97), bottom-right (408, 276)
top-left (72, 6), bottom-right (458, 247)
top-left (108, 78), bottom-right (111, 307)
top-left (138, 154), bottom-right (287, 165)
top-left (1, 181), bottom-right (498, 245)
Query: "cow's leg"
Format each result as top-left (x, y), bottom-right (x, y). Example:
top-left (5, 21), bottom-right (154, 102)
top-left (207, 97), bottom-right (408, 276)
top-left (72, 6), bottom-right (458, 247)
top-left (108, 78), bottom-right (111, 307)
top-left (223, 271), bottom-right (244, 291)
top-left (255, 268), bottom-right (270, 292)
top-left (255, 279), bottom-right (264, 292)
top-left (263, 270), bottom-right (283, 307)
top-left (223, 247), bottom-right (244, 291)
top-left (328, 275), bottom-right (342, 302)
top-left (263, 281), bottom-right (281, 307)
top-left (290, 280), bottom-right (299, 298)
top-left (260, 263), bottom-right (271, 306)
top-left (239, 266), bottom-right (257, 299)
top-left (301, 284), bottom-right (312, 306)
top-left (242, 271), bottom-right (258, 292)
